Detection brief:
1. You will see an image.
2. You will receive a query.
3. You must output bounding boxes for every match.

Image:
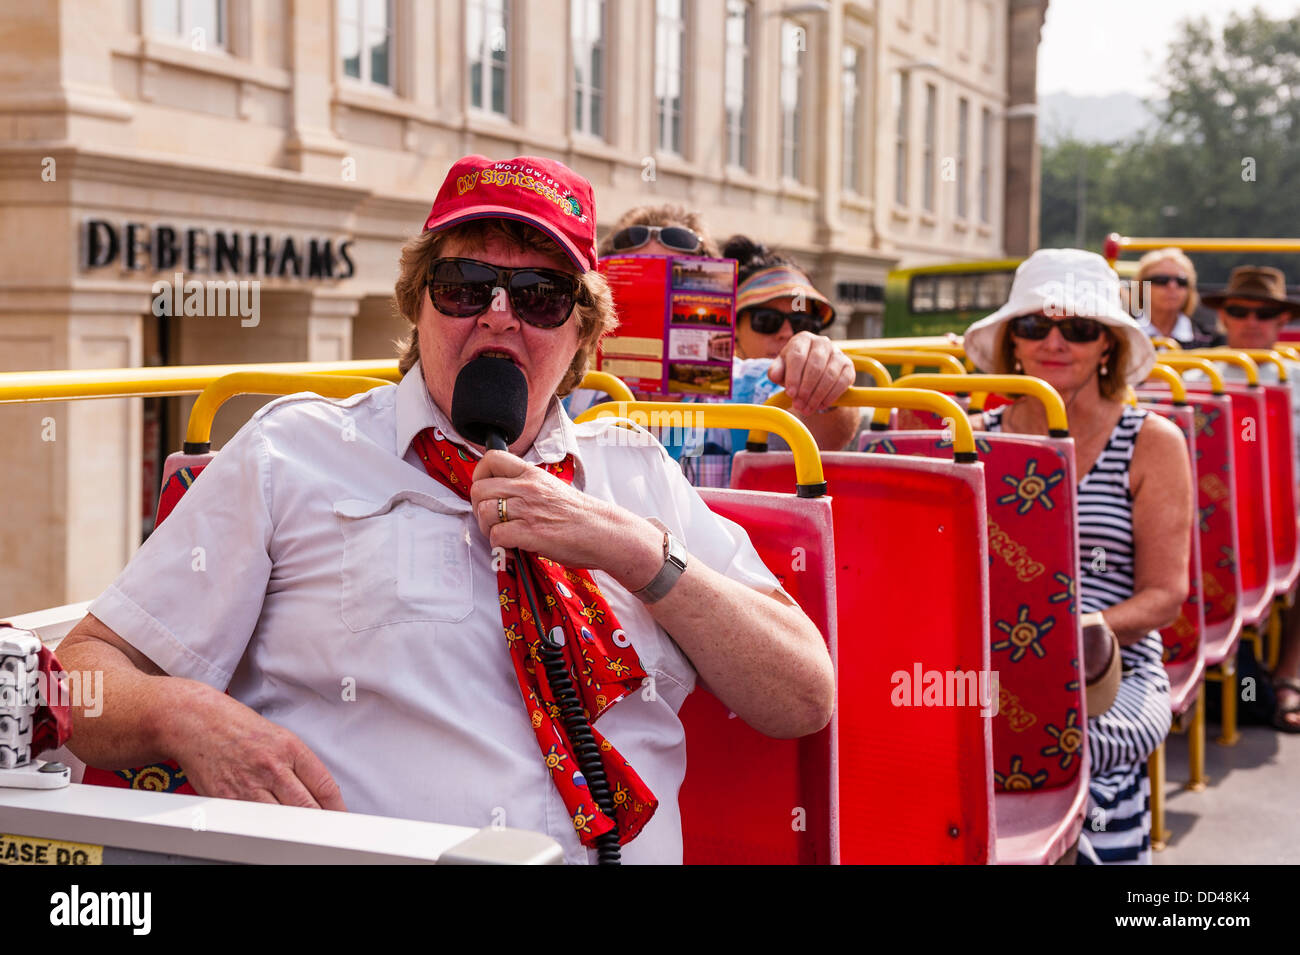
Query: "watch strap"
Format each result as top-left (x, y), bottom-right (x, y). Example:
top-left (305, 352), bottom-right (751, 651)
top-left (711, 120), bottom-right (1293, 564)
top-left (634, 520), bottom-right (688, 603)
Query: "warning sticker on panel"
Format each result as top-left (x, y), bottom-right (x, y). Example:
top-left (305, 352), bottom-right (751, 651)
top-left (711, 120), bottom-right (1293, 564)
top-left (0, 833), bottom-right (103, 865)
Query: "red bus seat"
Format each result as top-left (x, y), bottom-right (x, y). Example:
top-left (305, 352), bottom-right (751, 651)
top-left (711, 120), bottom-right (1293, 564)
top-left (680, 490), bottom-right (838, 864)
top-left (860, 429), bottom-right (1087, 865)
top-left (1187, 382), bottom-right (1274, 627)
top-left (731, 449), bottom-right (995, 865)
top-left (1136, 400), bottom-right (1207, 714)
top-left (1261, 383), bottom-right (1300, 594)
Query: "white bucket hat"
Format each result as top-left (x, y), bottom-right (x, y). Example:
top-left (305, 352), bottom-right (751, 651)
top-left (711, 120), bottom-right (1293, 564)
top-left (963, 249), bottom-right (1156, 386)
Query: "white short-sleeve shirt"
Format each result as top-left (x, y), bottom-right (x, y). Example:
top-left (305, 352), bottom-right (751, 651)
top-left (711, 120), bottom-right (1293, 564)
top-left (89, 365), bottom-right (782, 864)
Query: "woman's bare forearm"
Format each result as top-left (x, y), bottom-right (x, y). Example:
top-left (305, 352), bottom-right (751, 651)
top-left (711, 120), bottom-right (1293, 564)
top-left (1099, 587), bottom-right (1185, 646)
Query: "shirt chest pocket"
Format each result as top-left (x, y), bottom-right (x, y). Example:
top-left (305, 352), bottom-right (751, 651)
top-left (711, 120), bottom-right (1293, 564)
top-left (333, 491), bottom-right (476, 631)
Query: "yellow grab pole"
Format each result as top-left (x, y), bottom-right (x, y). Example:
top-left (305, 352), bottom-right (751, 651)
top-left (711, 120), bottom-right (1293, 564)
top-left (1140, 364), bottom-right (1189, 402)
top-left (185, 372), bottom-right (392, 448)
top-left (1187, 688), bottom-right (1208, 791)
top-left (576, 401), bottom-right (826, 495)
top-left (749, 386), bottom-right (978, 461)
top-left (0, 360), bottom-right (402, 403)
top-left (1148, 743), bottom-right (1170, 851)
top-left (848, 355), bottom-right (893, 387)
top-left (1183, 349), bottom-right (1260, 385)
top-left (881, 373), bottom-right (1070, 436)
top-left (577, 371), bottom-right (636, 403)
top-left (846, 348), bottom-right (967, 375)
top-left (1157, 356), bottom-right (1227, 393)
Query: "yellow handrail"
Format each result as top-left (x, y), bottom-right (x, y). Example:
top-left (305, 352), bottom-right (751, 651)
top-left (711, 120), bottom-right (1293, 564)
top-left (752, 387), bottom-right (978, 462)
top-left (577, 371), bottom-right (636, 403)
top-left (575, 401), bottom-right (827, 495)
top-left (883, 373), bottom-right (1070, 437)
top-left (1183, 349), bottom-right (1260, 385)
top-left (1139, 364), bottom-right (1189, 402)
top-left (849, 355), bottom-right (893, 387)
top-left (1195, 348), bottom-right (1287, 382)
top-left (1108, 236), bottom-right (1300, 261)
top-left (185, 372), bottom-right (392, 448)
top-left (1157, 356), bottom-right (1226, 393)
top-left (1275, 344), bottom-right (1300, 362)
top-left (0, 360), bottom-right (403, 403)
top-left (1151, 336), bottom-right (1182, 352)
top-left (844, 348), bottom-right (967, 376)
top-left (840, 336), bottom-right (967, 357)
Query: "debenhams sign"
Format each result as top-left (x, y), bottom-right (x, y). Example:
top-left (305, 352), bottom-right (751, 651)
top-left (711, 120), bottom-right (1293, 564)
top-left (81, 219), bottom-right (356, 279)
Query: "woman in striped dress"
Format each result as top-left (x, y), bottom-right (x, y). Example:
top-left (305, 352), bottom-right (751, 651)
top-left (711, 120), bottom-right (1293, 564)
top-left (964, 249), bottom-right (1194, 864)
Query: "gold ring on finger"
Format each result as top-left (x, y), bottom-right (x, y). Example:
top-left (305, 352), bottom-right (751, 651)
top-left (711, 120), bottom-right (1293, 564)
top-left (497, 497), bottom-right (509, 523)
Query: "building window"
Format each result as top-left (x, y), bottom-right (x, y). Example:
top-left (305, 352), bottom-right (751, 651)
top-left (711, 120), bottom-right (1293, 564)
top-left (724, 0), bottom-right (752, 170)
top-left (841, 44), bottom-right (863, 193)
top-left (780, 20), bottom-right (805, 181)
top-left (572, 0), bottom-right (605, 137)
top-left (922, 82), bottom-right (936, 212)
top-left (339, 0), bottom-right (393, 87)
top-left (151, 0), bottom-right (226, 50)
top-left (957, 96), bottom-right (970, 218)
top-left (894, 72), bottom-right (909, 206)
top-left (980, 106), bottom-right (993, 223)
top-left (655, 0), bottom-right (686, 154)
top-left (468, 0), bottom-right (510, 116)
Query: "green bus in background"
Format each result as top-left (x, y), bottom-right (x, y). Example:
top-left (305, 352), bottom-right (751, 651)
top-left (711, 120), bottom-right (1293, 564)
top-left (881, 257), bottom-right (1140, 338)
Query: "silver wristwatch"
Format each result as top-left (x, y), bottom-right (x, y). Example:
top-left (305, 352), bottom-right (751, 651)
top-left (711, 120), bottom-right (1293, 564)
top-left (634, 519), bottom-right (688, 603)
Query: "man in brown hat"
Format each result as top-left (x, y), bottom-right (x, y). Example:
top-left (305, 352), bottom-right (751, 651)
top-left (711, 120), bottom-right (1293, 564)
top-left (1204, 266), bottom-right (1300, 732)
top-left (1204, 266), bottom-right (1300, 350)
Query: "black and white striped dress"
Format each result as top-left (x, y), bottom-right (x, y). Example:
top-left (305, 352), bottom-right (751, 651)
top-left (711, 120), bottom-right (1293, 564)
top-left (986, 404), bottom-right (1172, 865)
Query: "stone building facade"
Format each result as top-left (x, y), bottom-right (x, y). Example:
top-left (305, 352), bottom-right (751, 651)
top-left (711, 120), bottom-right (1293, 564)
top-left (0, 0), bottom-right (1045, 613)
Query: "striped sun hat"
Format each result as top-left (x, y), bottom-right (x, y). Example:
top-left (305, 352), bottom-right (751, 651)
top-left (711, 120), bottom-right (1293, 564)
top-left (735, 265), bottom-right (835, 327)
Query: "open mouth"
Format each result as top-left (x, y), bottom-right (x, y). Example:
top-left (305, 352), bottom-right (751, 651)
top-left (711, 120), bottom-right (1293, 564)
top-left (474, 349), bottom-right (522, 368)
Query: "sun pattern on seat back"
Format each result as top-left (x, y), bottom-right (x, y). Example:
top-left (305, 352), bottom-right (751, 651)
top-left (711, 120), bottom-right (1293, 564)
top-left (861, 430), bottom-right (1085, 794)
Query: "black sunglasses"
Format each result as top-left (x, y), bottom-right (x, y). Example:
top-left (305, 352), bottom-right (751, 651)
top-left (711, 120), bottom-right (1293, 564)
top-left (1147, 275), bottom-right (1190, 288)
top-left (1223, 304), bottom-right (1286, 320)
top-left (741, 307), bottom-right (826, 336)
top-left (426, 257), bottom-right (579, 329)
top-left (609, 225), bottom-right (703, 254)
top-left (1009, 314), bottom-right (1105, 343)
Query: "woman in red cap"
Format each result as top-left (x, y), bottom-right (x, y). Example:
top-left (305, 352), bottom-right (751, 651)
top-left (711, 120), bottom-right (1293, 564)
top-left (57, 155), bottom-right (834, 865)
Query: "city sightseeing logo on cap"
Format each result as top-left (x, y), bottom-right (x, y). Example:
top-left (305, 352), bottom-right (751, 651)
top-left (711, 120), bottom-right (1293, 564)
top-left (453, 163), bottom-right (586, 222)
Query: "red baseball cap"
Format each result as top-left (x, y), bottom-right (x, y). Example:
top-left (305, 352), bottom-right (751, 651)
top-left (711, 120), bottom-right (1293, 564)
top-left (422, 155), bottom-right (598, 272)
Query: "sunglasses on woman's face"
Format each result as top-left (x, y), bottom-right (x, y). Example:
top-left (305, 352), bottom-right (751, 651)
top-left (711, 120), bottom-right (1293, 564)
top-left (1009, 313), bottom-right (1105, 343)
top-left (609, 225), bottom-right (703, 254)
top-left (426, 257), bottom-right (579, 329)
top-left (1223, 304), bottom-right (1286, 320)
top-left (1147, 274), bottom-right (1190, 288)
top-left (742, 307), bottom-right (826, 336)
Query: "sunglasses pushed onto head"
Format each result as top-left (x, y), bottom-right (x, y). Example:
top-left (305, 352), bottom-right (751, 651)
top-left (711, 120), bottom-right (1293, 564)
top-left (426, 257), bottom-right (579, 329)
top-left (1008, 313), bottom-right (1106, 343)
top-left (609, 225), bottom-right (703, 255)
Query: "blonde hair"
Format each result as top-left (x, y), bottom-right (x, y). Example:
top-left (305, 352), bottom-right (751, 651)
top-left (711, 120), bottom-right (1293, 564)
top-left (1136, 247), bottom-right (1200, 316)
top-left (393, 220), bottom-right (617, 397)
top-left (994, 323), bottom-right (1131, 402)
top-left (597, 203), bottom-right (722, 258)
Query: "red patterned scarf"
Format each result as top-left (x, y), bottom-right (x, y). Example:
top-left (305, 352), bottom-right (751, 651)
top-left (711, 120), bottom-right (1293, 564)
top-left (411, 427), bottom-right (657, 847)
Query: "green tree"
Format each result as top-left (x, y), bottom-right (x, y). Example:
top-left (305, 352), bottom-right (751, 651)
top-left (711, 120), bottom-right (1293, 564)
top-left (1042, 7), bottom-right (1300, 283)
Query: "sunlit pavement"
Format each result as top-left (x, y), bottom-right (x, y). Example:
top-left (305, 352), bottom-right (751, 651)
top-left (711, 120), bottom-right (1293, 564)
top-left (1156, 720), bottom-right (1300, 864)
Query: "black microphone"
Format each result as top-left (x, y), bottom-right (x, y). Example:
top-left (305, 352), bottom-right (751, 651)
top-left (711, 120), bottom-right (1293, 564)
top-left (449, 353), bottom-right (623, 864)
top-left (451, 355), bottom-right (529, 452)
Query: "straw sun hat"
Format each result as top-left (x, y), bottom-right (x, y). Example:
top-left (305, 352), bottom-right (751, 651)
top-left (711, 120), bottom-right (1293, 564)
top-left (963, 249), bottom-right (1157, 386)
